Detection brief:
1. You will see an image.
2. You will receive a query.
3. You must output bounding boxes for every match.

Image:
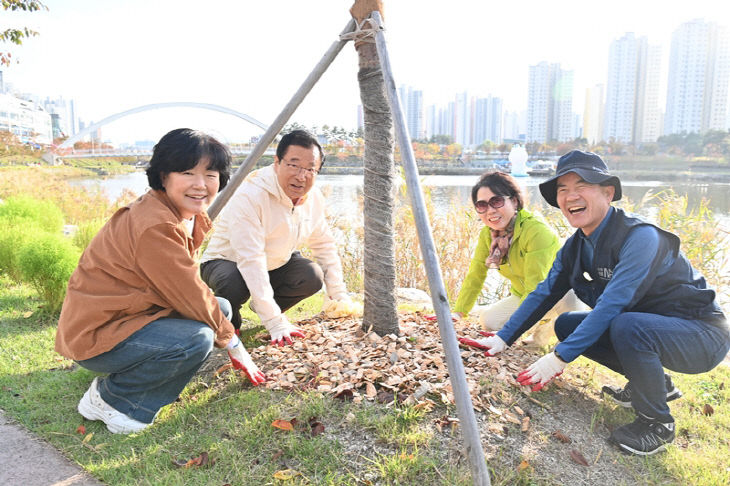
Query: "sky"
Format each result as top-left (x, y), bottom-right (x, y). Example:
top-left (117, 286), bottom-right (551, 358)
top-left (1, 0), bottom-right (727, 146)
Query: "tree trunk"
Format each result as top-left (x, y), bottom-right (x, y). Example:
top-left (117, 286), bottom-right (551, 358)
top-left (353, 19), bottom-right (399, 336)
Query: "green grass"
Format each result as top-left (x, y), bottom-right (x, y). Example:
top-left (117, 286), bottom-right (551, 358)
top-left (567, 356), bottom-right (730, 486)
top-left (2, 274), bottom-right (730, 485)
top-left (0, 276), bottom-right (472, 485)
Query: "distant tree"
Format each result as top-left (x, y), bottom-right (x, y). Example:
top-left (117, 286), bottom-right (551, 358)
top-left (525, 141), bottom-right (542, 154)
top-left (606, 137), bottom-right (626, 155)
top-left (478, 140), bottom-right (495, 153)
top-left (637, 143), bottom-right (658, 156)
top-left (684, 132), bottom-right (703, 156)
top-left (657, 133), bottom-right (686, 155)
top-left (1, 1), bottom-right (47, 66)
top-left (429, 134), bottom-right (453, 145)
top-left (556, 141), bottom-right (577, 154)
top-left (444, 143), bottom-right (462, 159)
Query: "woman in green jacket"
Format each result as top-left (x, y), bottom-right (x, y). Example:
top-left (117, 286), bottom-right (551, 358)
top-left (454, 171), bottom-right (579, 347)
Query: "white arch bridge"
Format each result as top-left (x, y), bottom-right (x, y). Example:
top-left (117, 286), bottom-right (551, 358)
top-left (46, 102), bottom-right (270, 161)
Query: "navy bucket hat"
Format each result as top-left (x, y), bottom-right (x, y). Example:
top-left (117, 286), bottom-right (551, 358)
top-left (538, 150), bottom-right (622, 208)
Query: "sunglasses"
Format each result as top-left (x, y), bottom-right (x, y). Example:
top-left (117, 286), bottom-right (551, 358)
top-left (474, 195), bottom-right (507, 213)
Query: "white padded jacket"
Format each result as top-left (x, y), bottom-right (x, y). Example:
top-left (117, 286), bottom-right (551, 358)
top-left (202, 165), bottom-right (348, 328)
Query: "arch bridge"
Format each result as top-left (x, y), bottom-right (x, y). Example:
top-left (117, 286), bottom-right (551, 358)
top-left (46, 102), bottom-right (269, 161)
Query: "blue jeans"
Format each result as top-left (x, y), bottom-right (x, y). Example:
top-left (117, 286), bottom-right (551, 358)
top-left (77, 298), bottom-right (232, 423)
top-left (555, 311), bottom-right (730, 422)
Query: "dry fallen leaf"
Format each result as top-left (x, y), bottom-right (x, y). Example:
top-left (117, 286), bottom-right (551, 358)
top-left (702, 403), bottom-right (715, 416)
top-left (333, 389), bottom-right (354, 401)
top-left (551, 430), bottom-right (572, 443)
top-left (81, 432), bottom-right (94, 444)
top-left (520, 416), bottom-right (530, 432)
top-left (273, 469), bottom-right (299, 480)
top-left (272, 419), bottom-right (294, 431)
top-left (309, 418), bottom-right (325, 437)
top-left (172, 452), bottom-right (214, 469)
top-left (242, 312), bottom-right (542, 415)
top-left (215, 363), bottom-right (233, 376)
top-left (22, 311), bottom-right (33, 318)
top-left (76, 425), bottom-right (86, 435)
top-left (569, 449), bottom-right (589, 467)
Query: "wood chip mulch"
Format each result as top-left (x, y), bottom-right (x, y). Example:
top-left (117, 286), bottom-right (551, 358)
top-left (243, 311), bottom-right (547, 414)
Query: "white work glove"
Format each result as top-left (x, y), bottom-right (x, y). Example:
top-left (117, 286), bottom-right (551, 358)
top-left (264, 314), bottom-right (305, 346)
top-left (322, 294), bottom-right (363, 319)
top-left (517, 352), bottom-right (566, 391)
top-left (226, 334), bottom-right (266, 385)
top-left (481, 333), bottom-right (507, 357)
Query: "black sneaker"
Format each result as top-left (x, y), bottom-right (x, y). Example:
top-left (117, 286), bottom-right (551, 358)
top-left (602, 374), bottom-right (682, 408)
top-left (610, 417), bottom-right (675, 455)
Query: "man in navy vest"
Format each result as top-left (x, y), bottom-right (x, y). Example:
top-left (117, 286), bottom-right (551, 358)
top-left (478, 150), bottom-right (729, 455)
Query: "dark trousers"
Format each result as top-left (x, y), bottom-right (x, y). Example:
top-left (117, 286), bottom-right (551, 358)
top-left (200, 252), bottom-right (324, 329)
top-left (555, 311), bottom-right (730, 422)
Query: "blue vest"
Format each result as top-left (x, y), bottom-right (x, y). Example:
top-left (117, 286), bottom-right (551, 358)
top-left (561, 208), bottom-right (725, 326)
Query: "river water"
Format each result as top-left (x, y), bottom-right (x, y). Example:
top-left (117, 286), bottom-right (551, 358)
top-left (72, 170), bottom-right (730, 226)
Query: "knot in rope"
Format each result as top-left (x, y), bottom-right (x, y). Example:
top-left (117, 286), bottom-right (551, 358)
top-left (340, 17), bottom-right (382, 44)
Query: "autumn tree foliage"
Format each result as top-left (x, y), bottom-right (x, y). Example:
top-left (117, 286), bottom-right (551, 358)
top-left (1, 0), bottom-right (48, 66)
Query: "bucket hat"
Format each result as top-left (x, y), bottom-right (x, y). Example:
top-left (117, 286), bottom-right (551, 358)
top-left (538, 150), bottom-right (622, 208)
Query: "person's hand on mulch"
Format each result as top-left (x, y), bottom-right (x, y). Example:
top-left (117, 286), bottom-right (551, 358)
top-left (226, 334), bottom-right (267, 385)
top-left (517, 352), bottom-right (565, 391)
top-left (322, 295), bottom-right (363, 319)
top-left (457, 330), bottom-right (496, 350)
top-left (266, 315), bottom-right (306, 346)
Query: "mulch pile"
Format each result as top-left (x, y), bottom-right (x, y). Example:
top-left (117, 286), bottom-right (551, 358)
top-left (243, 312), bottom-right (549, 420)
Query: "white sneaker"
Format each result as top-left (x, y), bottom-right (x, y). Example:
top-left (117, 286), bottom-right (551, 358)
top-left (77, 377), bottom-right (150, 434)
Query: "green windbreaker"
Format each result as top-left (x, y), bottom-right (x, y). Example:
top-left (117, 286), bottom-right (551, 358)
top-left (454, 208), bottom-right (560, 315)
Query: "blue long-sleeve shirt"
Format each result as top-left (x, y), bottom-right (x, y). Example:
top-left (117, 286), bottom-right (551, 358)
top-left (497, 207), bottom-right (674, 362)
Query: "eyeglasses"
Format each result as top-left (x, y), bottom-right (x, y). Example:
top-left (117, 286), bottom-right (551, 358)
top-left (474, 195), bottom-right (507, 213)
top-left (282, 161), bottom-right (319, 177)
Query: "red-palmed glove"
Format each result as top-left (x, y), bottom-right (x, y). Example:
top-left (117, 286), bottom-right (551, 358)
top-left (481, 333), bottom-right (507, 357)
top-left (226, 334), bottom-right (266, 385)
top-left (424, 312), bottom-right (461, 322)
top-left (458, 330), bottom-right (495, 350)
top-left (264, 314), bottom-right (305, 346)
top-left (517, 352), bottom-right (566, 392)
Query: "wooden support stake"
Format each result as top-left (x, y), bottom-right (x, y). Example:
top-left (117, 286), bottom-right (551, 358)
top-left (208, 19), bottom-right (356, 220)
top-left (370, 11), bottom-right (491, 486)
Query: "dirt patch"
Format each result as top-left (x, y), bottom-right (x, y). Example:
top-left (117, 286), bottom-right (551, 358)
top-left (198, 313), bottom-right (668, 485)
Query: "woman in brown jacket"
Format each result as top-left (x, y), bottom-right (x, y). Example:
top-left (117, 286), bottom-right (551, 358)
top-left (56, 128), bottom-right (265, 434)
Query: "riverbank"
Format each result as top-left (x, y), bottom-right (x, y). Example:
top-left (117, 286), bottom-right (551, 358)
top-left (316, 165), bottom-right (730, 181)
top-left (4, 154), bottom-right (729, 182)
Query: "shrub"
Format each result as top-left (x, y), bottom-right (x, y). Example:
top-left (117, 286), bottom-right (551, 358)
top-left (0, 195), bottom-right (64, 233)
top-left (17, 233), bottom-right (80, 313)
top-left (72, 218), bottom-right (106, 251)
top-left (0, 224), bottom-right (45, 281)
top-left (651, 190), bottom-right (729, 294)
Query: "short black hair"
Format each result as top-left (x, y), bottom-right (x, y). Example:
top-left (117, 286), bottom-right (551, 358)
top-left (471, 170), bottom-right (525, 210)
top-left (146, 128), bottom-right (231, 191)
top-left (276, 130), bottom-right (326, 168)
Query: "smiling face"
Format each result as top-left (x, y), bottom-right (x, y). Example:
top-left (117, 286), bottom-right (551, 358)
top-left (475, 186), bottom-right (518, 231)
top-left (161, 157), bottom-right (220, 220)
top-left (556, 172), bottom-right (615, 236)
top-left (273, 144), bottom-right (321, 204)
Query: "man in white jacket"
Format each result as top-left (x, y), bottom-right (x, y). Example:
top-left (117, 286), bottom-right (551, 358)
top-left (201, 130), bottom-right (356, 346)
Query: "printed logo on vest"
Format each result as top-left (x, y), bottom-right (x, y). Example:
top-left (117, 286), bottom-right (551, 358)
top-left (597, 267), bottom-right (613, 280)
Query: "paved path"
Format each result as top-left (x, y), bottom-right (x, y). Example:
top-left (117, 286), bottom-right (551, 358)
top-left (0, 410), bottom-right (103, 486)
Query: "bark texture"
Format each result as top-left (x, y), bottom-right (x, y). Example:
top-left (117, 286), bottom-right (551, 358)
top-left (355, 40), bottom-right (399, 335)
